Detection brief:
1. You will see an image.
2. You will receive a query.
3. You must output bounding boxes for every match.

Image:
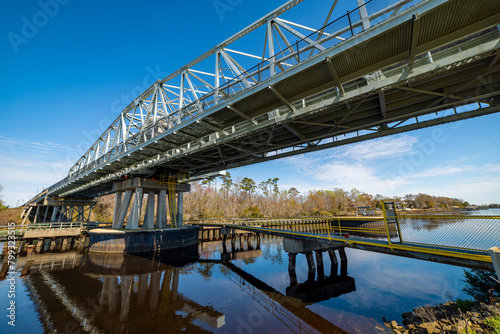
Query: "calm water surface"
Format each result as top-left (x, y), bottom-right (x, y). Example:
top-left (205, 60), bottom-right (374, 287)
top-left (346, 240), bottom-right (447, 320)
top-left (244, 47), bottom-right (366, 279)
top-left (1, 209), bottom-right (498, 333)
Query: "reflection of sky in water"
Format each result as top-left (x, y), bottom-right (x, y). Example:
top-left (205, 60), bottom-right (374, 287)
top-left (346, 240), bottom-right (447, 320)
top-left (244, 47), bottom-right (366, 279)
top-left (399, 209), bottom-right (500, 250)
top-left (213, 236), bottom-right (469, 331)
top-left (0, 272), bottom-right (45, 334)
top-left (0, 233), bottom-right (478, 334)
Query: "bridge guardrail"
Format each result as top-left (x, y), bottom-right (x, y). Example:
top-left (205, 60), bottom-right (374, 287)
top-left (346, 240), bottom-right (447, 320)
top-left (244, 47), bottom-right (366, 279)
top-left (395, 214), bottom-right (500, 253)
top-left (191, 212), bottom-right (500, 257)
top-left (52, 0), bottom-right (425, 193)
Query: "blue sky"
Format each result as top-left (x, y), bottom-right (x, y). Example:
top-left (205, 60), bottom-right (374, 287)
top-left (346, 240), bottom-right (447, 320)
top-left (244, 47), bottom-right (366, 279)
top-left (0, 0), bottom-right (499, 207)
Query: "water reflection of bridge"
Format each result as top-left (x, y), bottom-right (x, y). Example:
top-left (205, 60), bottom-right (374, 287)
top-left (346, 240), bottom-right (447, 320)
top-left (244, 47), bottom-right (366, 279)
top-left (11, 235), bottom-right (359, 333)
top-left (22, 248), bottom-right (226, 333)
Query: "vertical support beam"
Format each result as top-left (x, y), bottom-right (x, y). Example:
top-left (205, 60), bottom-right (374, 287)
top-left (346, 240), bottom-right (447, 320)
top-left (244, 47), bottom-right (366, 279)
top-left (215, 50), bottom-right (221, 104)
top-left (288, 252), bottom-right (297, 286)
top-left (179, 72), bottom-right (185, 123)
top-left (176, 192), bottom-right (184, 227)
top-left (305, 251), bottom-right (316, 281)
top-left (408, 14), bottom-right (421, 72)
top-left (127, 188), bottom-right (143, 229)
top-left (61, 238), bottom-right (68, 252)
top-left (356, 0), bottom-right (370, 30)
top-left (87, 205), bottom-right (92, 222)
top-left (113, 191), bottom-right (123, 227)
top-left (68, 206), bottom-right (74, 221)
top-left (315, 250), bottom-right (325, 279)
top-left (144, 191), bottom-right (156, 229)
top-left (51, 205), bottom-right (59, 222)
top-left (114, 190), bottom-right (133, 229)
top-left (43, 206), bottom-right (49, 223)
top-left (328, 248), bottom-right (338, 277)
top-left (338, 247), bottom-right (348, 277)
top-left (156, 190), bottom-right (167, 228)
top-left (78, 206), bottom-right (84, 222)
top-left (267, 20), bottom-right (275, 76)
top-left (33, 206), bottom-right (40, 224)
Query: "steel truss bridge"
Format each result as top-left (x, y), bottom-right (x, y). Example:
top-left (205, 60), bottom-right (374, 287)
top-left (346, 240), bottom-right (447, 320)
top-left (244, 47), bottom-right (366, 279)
top-left (27, 0), bottom-right (500, 203)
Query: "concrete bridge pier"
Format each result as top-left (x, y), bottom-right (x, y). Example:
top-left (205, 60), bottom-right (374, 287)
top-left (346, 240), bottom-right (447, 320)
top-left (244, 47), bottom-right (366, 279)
top-left (315, 251), bottom-right (325, 279)
top-left (111, 178), bottom-right (190, 229)
top-left (288, 253), bottom-right (298, 286)
top-left (328, 249), bottom-right (338, 277)
top-left (305, 252), bottom-right (316, 281)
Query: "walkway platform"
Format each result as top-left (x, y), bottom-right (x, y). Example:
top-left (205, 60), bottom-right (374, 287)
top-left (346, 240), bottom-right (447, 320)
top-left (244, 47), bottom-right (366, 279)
top-left (192, 223), bottom-right (494, 271)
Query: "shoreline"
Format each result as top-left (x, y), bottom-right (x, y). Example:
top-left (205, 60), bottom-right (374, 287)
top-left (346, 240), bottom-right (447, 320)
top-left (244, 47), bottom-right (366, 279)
top-left (385, 298), bottom-right (500, 333)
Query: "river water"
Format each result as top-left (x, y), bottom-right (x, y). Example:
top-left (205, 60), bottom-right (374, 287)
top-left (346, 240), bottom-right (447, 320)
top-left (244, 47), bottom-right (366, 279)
top-left (0, 209), bottom-right (498, 333)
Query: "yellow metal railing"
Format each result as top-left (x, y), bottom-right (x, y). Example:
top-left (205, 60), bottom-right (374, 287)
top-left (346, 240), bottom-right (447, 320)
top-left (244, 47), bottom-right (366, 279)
top-left (190, 209), bottom-right (499, 263)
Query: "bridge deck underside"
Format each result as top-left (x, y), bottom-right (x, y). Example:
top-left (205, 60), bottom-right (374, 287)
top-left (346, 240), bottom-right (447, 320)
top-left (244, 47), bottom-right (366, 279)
top-left (44, 0), bottom-right (500, 199)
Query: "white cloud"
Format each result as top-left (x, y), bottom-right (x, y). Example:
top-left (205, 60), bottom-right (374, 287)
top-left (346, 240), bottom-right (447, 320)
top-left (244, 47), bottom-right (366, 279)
top-left (278, 132), bottom-right (500, 203)
top-left (0, 135), bottom-right (76, 207)
top-left (410, 164), bottom-right (476, 178)
top-left (339, 135), bottom-right (418, 161)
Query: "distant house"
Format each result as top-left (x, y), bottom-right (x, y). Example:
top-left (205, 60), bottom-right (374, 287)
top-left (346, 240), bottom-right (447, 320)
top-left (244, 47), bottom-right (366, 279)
top-left (357, 206), bottom-right (377, 216)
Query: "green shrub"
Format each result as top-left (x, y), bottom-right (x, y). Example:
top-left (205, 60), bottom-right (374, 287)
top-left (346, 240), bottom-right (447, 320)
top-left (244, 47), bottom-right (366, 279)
top-left (484, 317), bottom-right (500, 334)
top-left (455, 298), bottom-right (475, 312)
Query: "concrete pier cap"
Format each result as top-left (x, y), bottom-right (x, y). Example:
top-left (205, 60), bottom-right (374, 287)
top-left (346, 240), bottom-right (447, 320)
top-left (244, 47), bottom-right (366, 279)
top-left (112, 177), bottom-right (191, 193)
top-left (283, 238), bottom-right (339, 254)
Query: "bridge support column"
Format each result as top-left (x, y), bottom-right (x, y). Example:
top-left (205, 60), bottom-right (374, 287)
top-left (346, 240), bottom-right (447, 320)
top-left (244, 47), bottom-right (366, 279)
top-left (112, 192), bottom-right (123, 228)
top-left (176, 192), bottom-right (184, 227)
top-left (288, 253), bottom-right (297, 286)
top-left (156, 190), bottom-right (167, 228)
top-left (33, 206), bottom-right (40, 224)
top-left (144, 191), bottom-right (156, 229)
top-left (305, 251), bottom-right (316, 281)
top-left (114, 190), bottom-right (133, 229)
top-left (51, 206), bottom-right (59, 222)
top-left (338, 247), bottom-right (348, 277)
top-left (328, 248), bottom-right (338, 276)
top-left (315, 251), bottom-right (325, 279)
top-left (110, 178), bottom-right (190, 230)
top-left (127, 188), bottom-right (143, 229)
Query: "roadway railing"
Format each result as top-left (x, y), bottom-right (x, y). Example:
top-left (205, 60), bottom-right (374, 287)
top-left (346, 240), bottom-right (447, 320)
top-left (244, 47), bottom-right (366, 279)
top-left (53, 0), bottom-right (424, 192)
top-left (26, 221), bottom-right (100, 231)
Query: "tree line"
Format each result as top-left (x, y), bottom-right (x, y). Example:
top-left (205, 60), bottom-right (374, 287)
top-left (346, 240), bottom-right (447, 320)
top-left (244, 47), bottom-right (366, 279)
top-left (183, 172), bottom-right (471, 219)
top-left (0, 185), bottom-right (8, 211)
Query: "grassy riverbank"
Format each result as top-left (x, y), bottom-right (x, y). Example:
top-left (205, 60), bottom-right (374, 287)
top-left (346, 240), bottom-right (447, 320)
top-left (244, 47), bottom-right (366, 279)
top-left (0, 207), bottom-right (23, 226)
